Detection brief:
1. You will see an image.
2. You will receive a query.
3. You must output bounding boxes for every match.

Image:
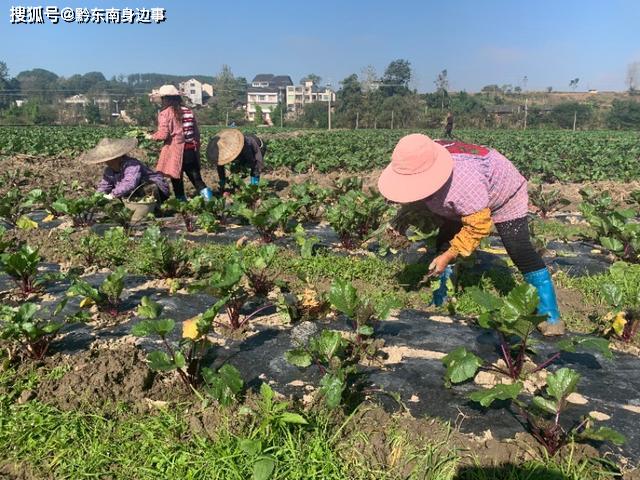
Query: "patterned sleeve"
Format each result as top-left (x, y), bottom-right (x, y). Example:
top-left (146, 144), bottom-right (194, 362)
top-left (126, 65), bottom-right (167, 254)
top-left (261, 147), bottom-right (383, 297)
top-left (151, 109), bottom-right (171, 141)
top-left (111, 162), bottom-right (142, 198)
top-left (96, 170), bottom-right (114, 194)
top-left (447, 208), bottom-right (493, 257)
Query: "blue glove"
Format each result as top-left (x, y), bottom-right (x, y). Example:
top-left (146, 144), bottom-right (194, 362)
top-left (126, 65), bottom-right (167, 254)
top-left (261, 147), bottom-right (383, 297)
top-left (432, 265), bottom-right (453, 307)
top-left (250, 176), bottom-right (260, 186)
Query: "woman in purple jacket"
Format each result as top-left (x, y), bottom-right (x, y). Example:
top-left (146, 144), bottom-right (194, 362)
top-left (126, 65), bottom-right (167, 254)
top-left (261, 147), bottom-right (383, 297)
top-left (82, 138), bottom-right (169, 202)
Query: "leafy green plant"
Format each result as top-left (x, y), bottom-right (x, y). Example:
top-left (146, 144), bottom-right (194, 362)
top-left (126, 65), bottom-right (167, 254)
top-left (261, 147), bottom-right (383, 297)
top-left (235, 197), bottom-right (294, 243)
top-left (329, 278), bottom-right (398, 357)
top-left (468, 368), bottom-right (625, 456)
top-left (0, 301), bottom-right (86, 361)
top-left (292, 224), bottom-right (320, 259)
top-left (529, 184), bottom-right (570, 219)
top-left (289, 181), bottom-right (331, 222)
top-left (326, 190), bottom-right (390, 249)
top-left (52, 193), bottom-right (109, 227)
top-left (103, 200), bottom-right (134, 231)
top-left (286, 329), bottom-right (356, 409)
top-left (442, 284), bottom-right (611, 386)
top-left (598, 262), bottom-right (640, 343)
top-left (138, 226), bottom-right (191, 278)
top-left (67, 267), bottom-right (126, 317)
top-left (0, 245), bottom-right (42, 294)
top-left (0, 187), bottom-right (42, 227)
top-left (192, 257), bottom-right (273, 331)
top-left (238, 383), bottom-right (308, 479)
top-left (131, 296), bottom-right (244, 399)
top-left (579, 188), bottom-right (640, 262)
top-left (241, 244), bottom-right (278, 297)
top-left (330, 176), bottom-right (363, 199)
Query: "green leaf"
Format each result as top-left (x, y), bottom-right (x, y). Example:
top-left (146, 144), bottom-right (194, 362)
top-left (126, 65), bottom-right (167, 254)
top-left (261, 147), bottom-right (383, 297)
top-left (131, 320), bottom-right (155, 337)
top-left (310, 330), bottom-right (344, 360)
top-left (329, 279), bottom-right (359, 318)
top-left (467, 287), bottom-right (503, 311)
top-left (600, 236), bottom-right (624, 253)
top-left (469, 382), bottom-right (523, 407)
top-left (356, 325), bottom-right (374, 336)
top-left (558, 337), bottom-right (612, 359)
top-left (280, 412), bottom-right (308, 425)
top-left (260, 382), bottom-right (275, 403)
top-left (442, 346), bottom-right (483, 384)
top-left (546, 368), bottom-right (581, 402)
top-left (285, 349), bottom-right (313, 368)
top-left (253, 456), bottom-right (275, 480)
top-left (147, 351), bottom-right (176, 371)
top-left (217, 364), bottom-right (244, 394)
top-left (319, 372), bottom-right (345, 409)
top-left (239, 438), bottom-right (262, 456)
top-left (501, 284), bottom-right (539, 322)
top-left (532, 396), bottom-right (558, 415)
top-left (16, 215), bottom-right (38, 230)
top-left (137, 296), bottom-right (163, 320)
top-left (601, 284), bottom-right (623, 308)
top-left (173, 351), bottom-right (186, 369)
top-left (579, 427), bottom-right (626, 446)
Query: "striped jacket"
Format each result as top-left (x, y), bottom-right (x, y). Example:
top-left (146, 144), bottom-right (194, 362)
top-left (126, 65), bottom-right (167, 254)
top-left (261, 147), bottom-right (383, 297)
top-left (181, 107), bottom-right (200, 150)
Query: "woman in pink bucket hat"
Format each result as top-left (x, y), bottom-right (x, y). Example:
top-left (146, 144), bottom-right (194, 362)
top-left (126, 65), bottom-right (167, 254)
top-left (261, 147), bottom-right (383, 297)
top-left (378, 134), bottom-right (564, 336)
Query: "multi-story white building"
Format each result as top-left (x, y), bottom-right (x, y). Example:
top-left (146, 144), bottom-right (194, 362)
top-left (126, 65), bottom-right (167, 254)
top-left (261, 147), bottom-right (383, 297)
top-left (178, 78), bottom-right (213, 106)
top-left (246, 74), bottom-right (293, 123)
top-left (285, 80), bottom-right (335, 117)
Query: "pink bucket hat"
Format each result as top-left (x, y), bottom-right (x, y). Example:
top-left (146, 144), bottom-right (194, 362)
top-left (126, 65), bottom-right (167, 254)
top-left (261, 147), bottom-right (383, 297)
top-left (377, 134), bottom-right (453, 203)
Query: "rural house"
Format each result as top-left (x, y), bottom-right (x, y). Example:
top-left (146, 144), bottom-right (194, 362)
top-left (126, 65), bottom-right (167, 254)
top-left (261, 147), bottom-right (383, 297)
top-left (285, 80), bottom-right (336, 117)
top-left (178, 78), bottom-right (212, 106)
top-left (246, 74), bottom-right (293, 123)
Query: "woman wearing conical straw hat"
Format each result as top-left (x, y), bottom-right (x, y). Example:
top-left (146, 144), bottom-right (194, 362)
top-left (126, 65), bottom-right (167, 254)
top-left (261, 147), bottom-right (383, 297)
top-left (206, 129), bottom-right (266, 192)
top-left (377, 134), bottom-right (564, 336)
top-left (82, 137), bottom-right (169, 203)
top-left (147, 85), bottom-right (214, 201)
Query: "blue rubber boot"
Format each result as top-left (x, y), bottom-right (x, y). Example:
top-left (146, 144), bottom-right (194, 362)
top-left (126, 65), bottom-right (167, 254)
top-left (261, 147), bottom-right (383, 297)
top-left (523, 268), bottom-right (565, 336)
top-left (432, 265), bottom-right (453, 307)
top-left (250, 176), bottom-right (260, 186)
top-left (200, 187), bottom-right (214, 201)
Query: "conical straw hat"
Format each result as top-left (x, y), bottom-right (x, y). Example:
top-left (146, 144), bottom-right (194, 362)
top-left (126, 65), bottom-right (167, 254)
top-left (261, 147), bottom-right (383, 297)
top-left (80, 138), bottom-right (138, 164)
top-left (206, 129), bottom-right (244, 166)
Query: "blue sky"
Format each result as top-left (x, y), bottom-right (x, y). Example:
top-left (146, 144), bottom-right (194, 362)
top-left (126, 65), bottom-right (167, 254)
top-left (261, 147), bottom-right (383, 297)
top-left (1, 0), bottom-right (638, 92)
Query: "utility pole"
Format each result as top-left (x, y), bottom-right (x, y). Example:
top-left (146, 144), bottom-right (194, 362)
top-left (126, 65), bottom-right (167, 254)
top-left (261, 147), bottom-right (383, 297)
top-left (572, 110), bottom-right (577, 131)
top-left (327, 81), bottom-right (332, 131)
top-left (225, 110), bottom-right (229, 126)
top-left (280, 104), bottom-right (283, 128)
top-left (355, 111), bottom-right (359, 129)
top-left (523, 98), bottom-right (528, 130)
top-left (391, 110), bottom-right (394, 129)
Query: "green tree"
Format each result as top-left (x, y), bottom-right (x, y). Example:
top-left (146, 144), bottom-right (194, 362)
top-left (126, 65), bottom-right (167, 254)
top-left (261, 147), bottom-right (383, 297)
top-left (300, 74), bottom-right (321, 85)
top-left (85, 103), bottom-right (102, 124)
top-left (550, 101), bottom-right (592, 129)
top-left (434, 69), bottom-right (449, 109)
top-left (381, 59), bottom-right (411, 96)
top-left (16, 68), bottom-right (59, 102)
top-left (254, 105), bottom-right (264, 125)
top-left (300, 102), bottom-right (328, 128)
top-left (336, 73), bottom-right (362, 128)
top-left (130, 96), bottom-right (157, 126)
top-left (270, 102), bottom-right (286, 127)
top-left (607, 99), bottom-right (640, 129)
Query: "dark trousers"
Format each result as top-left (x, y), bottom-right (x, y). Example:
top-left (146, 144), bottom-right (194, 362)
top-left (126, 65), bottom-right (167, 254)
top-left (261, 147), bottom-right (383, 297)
top-left (171, 149), bottom-right (207, 197)
top-left (436, 216), bottom-right (545, 274)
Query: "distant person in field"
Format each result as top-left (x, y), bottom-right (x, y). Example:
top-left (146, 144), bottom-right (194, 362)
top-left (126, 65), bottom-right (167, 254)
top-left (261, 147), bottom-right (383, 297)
top-left (83, 137), bottom-right (169, 202)
top-left (147, 85), bottom-right (214, 201)
top-left (378, 134), bottom-right (564, 336)
top-left (206, 128), bottom-right (266, 192)
top-left (444, 112), bottom-right (454, 138)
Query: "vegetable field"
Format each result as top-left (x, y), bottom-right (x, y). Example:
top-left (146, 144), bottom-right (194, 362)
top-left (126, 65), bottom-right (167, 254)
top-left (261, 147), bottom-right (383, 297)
top-left (1, 126), bottom-right (639, 182)
top-left (1, 129), bottom-right (640, 479)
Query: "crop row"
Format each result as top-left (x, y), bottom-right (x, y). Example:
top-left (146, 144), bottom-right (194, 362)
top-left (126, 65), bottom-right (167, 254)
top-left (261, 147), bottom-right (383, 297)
top-left (1, 126), bottom-right (639, 182)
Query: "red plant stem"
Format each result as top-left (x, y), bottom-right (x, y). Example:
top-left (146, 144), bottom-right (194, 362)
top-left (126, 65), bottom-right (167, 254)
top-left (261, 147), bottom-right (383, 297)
top-left (161, 336), bottom-right (190, 387)
top-left (531, 352), bottom-right (561, 374)
top-left (239, 302), bottom-right (274, 328)
top-left (499, 333), bottom-right (516, 378)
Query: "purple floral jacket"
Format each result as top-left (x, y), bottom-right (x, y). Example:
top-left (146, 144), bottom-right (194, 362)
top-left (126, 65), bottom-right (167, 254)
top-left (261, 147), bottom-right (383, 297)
top-left (97, 156), bottom-right (169, 198)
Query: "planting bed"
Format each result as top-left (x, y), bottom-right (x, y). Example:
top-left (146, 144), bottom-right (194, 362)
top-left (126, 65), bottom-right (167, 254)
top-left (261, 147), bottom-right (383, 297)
top-left (2, 140), bottom-right (640, 478)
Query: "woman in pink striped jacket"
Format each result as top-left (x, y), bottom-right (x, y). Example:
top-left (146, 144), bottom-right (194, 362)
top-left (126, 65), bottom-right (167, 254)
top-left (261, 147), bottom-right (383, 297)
top-left (148, 85), bottom-right (213, 201)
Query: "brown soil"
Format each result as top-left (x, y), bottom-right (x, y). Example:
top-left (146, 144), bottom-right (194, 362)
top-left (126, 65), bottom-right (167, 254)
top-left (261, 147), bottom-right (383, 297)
top-left (336, 405), bottom-right (604, 475)
top-left (5, 225), bottom-right (83, 265)
top-left (555, 285), bottom-right (606, 332)
top-left (36, 338), bottom-right (184, 412)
